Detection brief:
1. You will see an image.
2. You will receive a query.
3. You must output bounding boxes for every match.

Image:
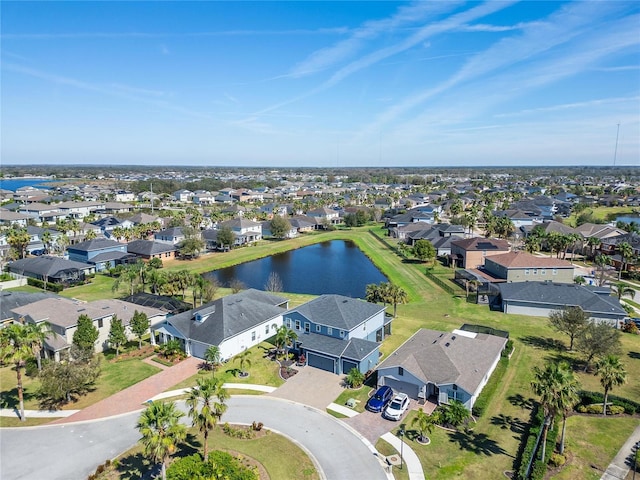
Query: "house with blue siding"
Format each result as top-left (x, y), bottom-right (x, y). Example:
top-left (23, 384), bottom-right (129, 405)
top-left (67, 238), bottom-right (134, 272)
top-left (283, 294), bottom-right (390, 375)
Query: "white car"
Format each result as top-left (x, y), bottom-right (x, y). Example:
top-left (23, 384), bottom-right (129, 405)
top-left (383, 393), bottom-right (409, 420)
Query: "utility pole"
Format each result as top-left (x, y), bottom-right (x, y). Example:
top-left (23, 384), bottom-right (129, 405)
top-left (613, 123), bottom-right (620, 166)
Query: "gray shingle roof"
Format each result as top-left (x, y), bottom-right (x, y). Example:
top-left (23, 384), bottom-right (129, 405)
top-left (0, 291), bottom-right (57, 322)
top-left (67, 238), bottom-right (122, 252)
top-left (377, 328), bottom-right (506, 394)
top-left (498, 281), bottom-right (627, 316)
top-left (297, 333), bottom-right (378, 361)
top-left (286, 295), bottom-right (385, 330)
top-left (7, 256), bottom-right (93, 278)
top-left (167, 289), bottom-right (288, 346)
top-left (127, 240), bottom-right (177, 256)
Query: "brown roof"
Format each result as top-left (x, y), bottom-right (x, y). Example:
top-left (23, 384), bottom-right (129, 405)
top-left (450, 237), bottom-right (510, 251)
top-left (486, 251), bottom-right (572, 268)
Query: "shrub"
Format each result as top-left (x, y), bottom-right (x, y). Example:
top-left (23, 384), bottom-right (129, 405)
top-left (579, 403), bottom-right (625, 415)
top-left (549, 453), bottom-right (566, 468)
top-left (578, 391), bottom-right (639, 414)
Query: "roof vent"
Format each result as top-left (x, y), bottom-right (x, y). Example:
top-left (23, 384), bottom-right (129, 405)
top-left (445, 342), bottom-right (450, 347)
top-left (451, 336), bottom-right (456, 340)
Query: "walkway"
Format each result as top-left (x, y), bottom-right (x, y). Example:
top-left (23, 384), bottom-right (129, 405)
top-left (600, 424), bottom-right (640, 480)
top-left (49, 356), bottom-right (202, 424)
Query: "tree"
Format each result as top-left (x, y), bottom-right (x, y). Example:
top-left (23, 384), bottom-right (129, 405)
top-left (7, 228), bottom-right (30, 259)
top-left (112, 264), bottom-right (139, 296)
top-left (386, 283), bottom-right (408, 318)
top-left (38, 352), bottom-right (101, 406)
top-left (270, 215), bottom-right (291, 239)
top-left (108, 315), bottom-right (127, 358)
top-left (273, 325), bottom-right (297, 357)
top-left (554, 362), bottom-right (581, 455)
top-left (264, 272), bottom-right (283, 292)
top-left (233, 349), bottom-right (252, 376)
top-left (594, 254), bottom-right (611, 287)
top-left (137, 401), bottom-right (187, 480)
top-left (441, 400), bottom-right (470, 429)
top-left (192, 274), bottom-right (210, 307)
top-left (412, 239), bottom-right (436, 264)
top-left (204, 345), bottom-right (221, 371)
top-left (594, 355), bottom-right (627, 416)
top-left (130, 310), bottom-right (150, 349)
top-left (616, 242), bottom-right (634, 280)
top-left (25, 322), bottom-right (54, 371)
top-left (179, 237), bottom-right (205, 259)
top-left (575, 322), bottom-right (622, 372)
top-left (365, 283), bottom-right (383, 304)
top-left (0, 324), bottom-right (35, 421)
top-left (411, 407), bottom-right (437, 443)
top-left (548, 306), bottom-right (588, 351)
top-left (345, 367), bottom-right (365, 388)
top-left (186, 376), bottom-right (228, 461)
top-left (610, 282), bottom-right (635, 301)
top-left (531, 361), bottom-right (561, 462)
top-left (148, 257), bottom-right (164, 269)
top-left (229, 278), bottom-right (245, 294)
top-left (216, 225), bottom-right (236, 249)
top-left (72, 314), bottom-right (99, 354)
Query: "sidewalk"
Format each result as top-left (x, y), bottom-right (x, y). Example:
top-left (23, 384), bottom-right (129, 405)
top-left (600, 424), bottom-right (640, 480)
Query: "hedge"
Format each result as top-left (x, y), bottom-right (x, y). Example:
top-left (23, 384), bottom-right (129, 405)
top-left (578, 390), bottom-right (640, 415)
top-left (27, 277), bottom-right (64, 292)
top-left (514, 405), bottom-right (560, 480)
top-left (472, 356), bottom-right (509, 417)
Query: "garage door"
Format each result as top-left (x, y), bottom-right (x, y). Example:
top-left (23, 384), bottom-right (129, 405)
top-left (307, 352), bottom-right (335, 373)
top-left (382, 377), bottom-right (420, 400)
top-left (342, 360), bottom-right (358, 375)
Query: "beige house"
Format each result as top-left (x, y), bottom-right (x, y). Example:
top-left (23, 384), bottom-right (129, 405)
top-left (11, 297), bottom-right (166, 360)
top-left (483, 251), bottom-right (574, 284)
top-left (450, 237), bottom-right (511, 269)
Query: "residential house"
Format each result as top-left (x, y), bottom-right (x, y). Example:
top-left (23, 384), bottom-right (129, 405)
top-left (67, 238), bottom-right (135, 272)
top-left (404, 224), bottom-right (465, 257)
top-left (483, 251), bottom-right (574, 284)
top-left (376, 328), bottom-right (507, 410)
top-left (6, 256), bottom-right (95, 285)
top-left (56, 200), bottom-right (105, 219)
top-left (173, 189), bottom-right (193, 202)
top-left (19, 203), bottom-right (65, 224)
top-left (0, 291), bottom-right (58, 327)
top-left (154, 227), bottom-right (186, 245)
top-left (219, 218), bottom-right (263, 245)
top-left (498, 282), bottom-right (627, 327)
top-left (450, 237), bottom-right (511, 269)
top-left (126, 239), bottom-right (178, 261)
top-left (0, 209), bottom-right (31, 227)
top-left (92, 216), bottom-right (134, 238)
top-left (11, 297), bottom-right (166, 360)
top-left (284, 294), bottom-right (390, 375)
top-left (306, 207), bottom-right (341, 227)
top-left (151, 289), bottom-right (288, 361)
top-left (260, 220), bottom-right (298, 239)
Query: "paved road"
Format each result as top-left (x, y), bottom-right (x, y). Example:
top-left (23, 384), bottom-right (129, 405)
top-left (0, 396), bottom-right (388, 480)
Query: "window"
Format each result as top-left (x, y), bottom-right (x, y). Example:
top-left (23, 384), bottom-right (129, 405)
top-left (98, 318), bottom-right (103, 328)
top-left (533, 268), bottom-right (538, 275)
top-left (541, 269), bottom-right (546, 275)
top-left (340, 330), bottom-right (345, 338)
top-left (316, 324), bottom-right (321, 332)
top-left (525, 269), bottom-right (530, 275)
top-left (251, 331), bottom-right (256, 341)
top-left (304, 323), bottom-right (310, 334)
top-left (265, 324), bottom-right (269, 334)
top-left (398, 367), bottom-right (404, 376)
top-left (552, 268), bottom-right (558, 275)
top-left (327, 327), bottom-right (333, 335)
top-left (482, 250), bottom-right (487, 256)
top-left (295, 320), bottom-right (300, 330)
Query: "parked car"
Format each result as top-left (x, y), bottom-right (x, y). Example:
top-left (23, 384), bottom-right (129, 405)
top-left (366, 386), bottom-right (394, 413)
top-left (383, 393), bottom-right (410, 421)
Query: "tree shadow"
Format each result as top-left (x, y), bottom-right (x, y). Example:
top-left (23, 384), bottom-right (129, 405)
top-left (508, 394), bottom-right (535, 411)
top-left (628, 351), bottom-right (640, 360)
top-left (490, 414), bottom-right (527, 435)
top-left (448, 429), bottom-right (511, 457)
top-left (0, 386), bottom-right (39, 410)
top-left (176, 433), bottom-right (201, 457)
top-left (116, 452), bottom-right (148, 480)
top-left (520, 336), bottom-right (566, 352)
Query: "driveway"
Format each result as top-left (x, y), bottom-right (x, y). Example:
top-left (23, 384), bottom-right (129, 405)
top-left (268, 365), bottom-right (346, 410)
top-left (0, 396), bottom-right (388, 480)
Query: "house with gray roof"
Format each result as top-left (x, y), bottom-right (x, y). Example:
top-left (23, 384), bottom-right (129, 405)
top-left (376, 328), bottom-right (507, 410)
top-left (67, 238), bottom-right (135, 271)
top-left (283, 294), bottom-right (390, 375)
top-left (126, 239), bottom-right (177, 261)
top-left (151, 289), bottom-right (288, 361)
top-left (498, 281), bottom-right (627, 326)
top-left (7, 256), bottom-right (95, 286)
top-left (0, 291), bottom-right (57, 327)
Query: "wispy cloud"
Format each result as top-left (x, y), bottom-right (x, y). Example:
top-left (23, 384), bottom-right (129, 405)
top-left (496, 96), bottom-right (640, 117)
top-left (458, 21), bottom-right (542, 32)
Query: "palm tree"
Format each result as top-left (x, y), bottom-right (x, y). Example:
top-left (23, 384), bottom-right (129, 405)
top-left (554, 362), bottom-right (581, 455)
top-left (586, 236), bottom-right (601, 259)
top-left (7, 228), bottom-right (30, 259)
top-left (616, 242), bottom-right (634, 280)
top-left (137, 401), bottom-right (186, 480)
top-left (186, 376), bottom-right (228, 461)
top-left (594, 254), bottom-right (611, 287)
top-left (234, 349), bottom-right (252, 376)
top-left (273, 325), bottom-right (297, 358)
top-left (387, 283), bottom-right (408, 318)
top-left (0, 324), bottom-right (36, 421)
top-left (594, 355), bottom-right (627, 416)
top-left (25, 322), bottom-right (55, 371)
top-left (442, 400), bottom-right (470, 429)
top-left (192, 274), bottom-right (209, 307)
top-left (41, 230), bottom-right (52, 254)
top-left (411, 407), bottom-right (437, 444)
top-left (204, 345), bottom-right (221, 371)
top-left (610, 282), bottom-right (636, 301)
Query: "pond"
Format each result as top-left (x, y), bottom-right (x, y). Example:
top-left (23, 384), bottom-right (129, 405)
top-left (203, 240), bottom-right (387, 298)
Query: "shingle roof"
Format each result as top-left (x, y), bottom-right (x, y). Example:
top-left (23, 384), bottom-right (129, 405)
top-left (451, 237), bottom-right (511, 251)
top-left (127, 240), bottom-right (177, 256)
top-left (377, 329), bottom-right (506, 394)
top-left (286, 295), bottom-right (385, 331)
top-left (67, 238), bottom-right (123, 252)
top-left (167, 289), bottom-right (288, 346)
top-left (298, 333), bottom-right (378, 361)
top-left (7, 256), bottom-right (93, 278)
top-left (0, 291), bottom-right (57, 322)
top-left (486, 251), bottom-right (572, 268)
top-left (498, 281), bottom-right (627, 316)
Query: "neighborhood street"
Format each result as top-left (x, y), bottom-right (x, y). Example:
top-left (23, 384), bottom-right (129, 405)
top-left (0, 396), bottom-right (389, 480)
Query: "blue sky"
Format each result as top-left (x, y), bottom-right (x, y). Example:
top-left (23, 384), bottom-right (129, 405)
top-left (2, 1), bottom-right (639, 167)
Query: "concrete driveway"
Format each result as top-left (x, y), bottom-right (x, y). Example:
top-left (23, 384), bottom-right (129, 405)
top-left (268, 365), bottom-right (347, 410)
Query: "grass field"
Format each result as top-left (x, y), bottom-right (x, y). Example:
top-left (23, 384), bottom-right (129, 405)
top-left (5, 223), bottom-right (640, 478)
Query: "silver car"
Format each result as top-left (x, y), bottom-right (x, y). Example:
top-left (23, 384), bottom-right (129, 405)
top-left (383, 393), bottom-right (409, 420)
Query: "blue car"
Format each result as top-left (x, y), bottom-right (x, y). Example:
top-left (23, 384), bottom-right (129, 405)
top-left (366, 386), bottom-right (394, 413)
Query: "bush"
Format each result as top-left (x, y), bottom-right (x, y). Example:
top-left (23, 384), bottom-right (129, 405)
top-left (578, 391), bottom-right (639, 414)
top-left (577, 403), bottom-right (626, 415)
top-left (26, 277), bottom-right (64, 292)
top-left (167, 452), bottom-right (259, 480)
top-left (514, 405), bottom-right (560, 480)
top-left (549, 453), bottom-right (566, 467)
